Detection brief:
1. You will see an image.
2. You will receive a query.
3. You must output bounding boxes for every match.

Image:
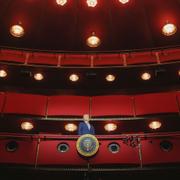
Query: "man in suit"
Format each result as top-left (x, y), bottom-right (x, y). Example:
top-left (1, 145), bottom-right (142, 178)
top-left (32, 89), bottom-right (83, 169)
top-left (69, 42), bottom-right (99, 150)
top-left (78, 114), bottom-right (95, 135)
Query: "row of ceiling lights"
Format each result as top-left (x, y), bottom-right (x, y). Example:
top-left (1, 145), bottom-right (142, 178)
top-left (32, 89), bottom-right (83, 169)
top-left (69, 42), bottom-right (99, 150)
top-left (8, 1), bottom-right (177, 48)
top-left (0, 69), bottom-right (180, 82)
top-left (56, 0), bottom-right (130, 7)
top-left (10, 23), bottom-right (177, 48)
top-left (21, 120), bottom-right (162, 132)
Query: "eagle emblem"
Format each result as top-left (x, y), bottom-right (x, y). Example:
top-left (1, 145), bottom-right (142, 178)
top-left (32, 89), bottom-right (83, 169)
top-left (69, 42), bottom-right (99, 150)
top-left (76, 134), bottom-right (99, 157)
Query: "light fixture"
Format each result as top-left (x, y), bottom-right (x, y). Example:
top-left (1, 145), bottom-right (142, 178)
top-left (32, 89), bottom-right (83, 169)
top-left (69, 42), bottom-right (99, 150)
top-left (65, 123), bottom-right (77, 132)
top-left (86, 32), bottom-right (101, 48)
top-left (87, 0), bottom-right (97, 7)
top-left (57, 143), bottom-right (69, 152)
top-left (104, 123), bottom-right (117, 132)
top-left (34, 73), bottom-right (44, 81)
top-left (141, 72), bottom-right (151, 81)
top-left (149, 121), bottom-right (162, 130)
top-left (106, 74), bottom-right (116, 82)
top-left (160, 140), bottom-right (173, 152)
top-left (56, 0), bottom-right (67, 6)
top-left (6, 141), bottom-right (19, 152)
top-left (162, 23), bottom-right (177, 36)
top-left (0, 69), bottom-right (7, 78)
top-left (119, 0), bottom-right (129, 4)
top-left (69, 74), bottom-right (79, 82)
top-left (21, 122), bottom-right (34, 131)
top-left (10, 24), bottom-right (25, 38)
top-left (108, 143), bottom-right (120, 153)
top-left (178, 70), bottom-right (180, 76)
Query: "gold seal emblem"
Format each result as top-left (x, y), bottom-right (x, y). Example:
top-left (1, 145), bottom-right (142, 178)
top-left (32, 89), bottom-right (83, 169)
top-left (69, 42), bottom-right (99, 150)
top-left (76, 134), bottom-right (99, 157)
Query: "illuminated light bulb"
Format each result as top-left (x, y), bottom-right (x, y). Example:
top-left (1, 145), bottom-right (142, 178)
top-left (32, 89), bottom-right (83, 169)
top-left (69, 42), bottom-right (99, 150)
top-left (34, 73), bottom-right (44, 81)
top-left (86, 32), bottom-right (101, 48)
top-left (162, 23), bottom-right (177, 36)
top-left (56, 0), bottom-right (67, 6)
top-left (0, 70), bottom-right (7, 78)
top-left (106, 74), bottom-right (116, 82)
top-left (21, 122), bottom-right (34, 131)
top-left (119, 0), bottom-right (129, 4)
top-left (87, 0), bottom-right (97, 7)
top-left (69, 74), bottom-right (79, 82)
top-left (149, 121), bottom-right (162, 130)
top-left (10, 25), bottom-right (25, 38)
top-left (141, 72), bottom-right (151, 81)
top-left (178, 70), bottom-right (180, 76)
top-left (104, 123), bottom-right (117, 132)
top-left (65, 123), bottom-right (77, 132)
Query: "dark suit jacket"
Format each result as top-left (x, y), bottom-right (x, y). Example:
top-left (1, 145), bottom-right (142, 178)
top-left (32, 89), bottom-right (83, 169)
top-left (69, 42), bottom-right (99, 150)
top-left (78, 122), bottom-right (95, 135)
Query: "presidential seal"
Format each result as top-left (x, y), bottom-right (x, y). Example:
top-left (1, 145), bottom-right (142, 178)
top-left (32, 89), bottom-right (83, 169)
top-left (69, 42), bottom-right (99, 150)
top-left (76, 134), bottom-right (99, 157)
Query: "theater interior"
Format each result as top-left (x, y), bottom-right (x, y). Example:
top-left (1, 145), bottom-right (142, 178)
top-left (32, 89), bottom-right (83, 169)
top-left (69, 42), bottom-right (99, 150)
top-left (0, 0), bottom-right (180, 179)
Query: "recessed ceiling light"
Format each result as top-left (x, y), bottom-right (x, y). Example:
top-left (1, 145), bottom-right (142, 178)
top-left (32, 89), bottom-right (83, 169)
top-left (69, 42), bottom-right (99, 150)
top-left (106, 74), bottom-right (116, 82)
top-left (21, 122), bottom-right (34, 131)
top-left (10, 24), bottom-right (25, 38)
top-left (0, 69), bottom-right (7, 78)
top-left (69, 74), bottom-right (79, 82)
top-left (149, 121), bottom-right (162, 130)
top-left (104, 123), bottom-right (117, 132)
top-left (86, 32), bottom-right (101, 48)
top-left (119, 0), bottom-right (129, 4)
top-left (56, 0), bottom-right (67, 6)
top-left (141, 72), bottom-right (151, 81)
top-left (87, 0), bottom-right (97, 7)
top-left (162, 23), bottom-right (177, 36)
top-left (34, 73), bottom-right (44, 81)
top-left (65, 123), bottom-right (77, 132)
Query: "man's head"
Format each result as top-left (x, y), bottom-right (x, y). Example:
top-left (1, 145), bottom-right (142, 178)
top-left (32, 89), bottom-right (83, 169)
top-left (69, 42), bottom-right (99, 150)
top-left (83, 114), bottom-right (90, 122)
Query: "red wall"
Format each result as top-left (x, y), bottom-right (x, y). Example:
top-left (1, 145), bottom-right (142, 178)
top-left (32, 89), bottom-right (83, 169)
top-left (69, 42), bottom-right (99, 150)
top-left (0, 139), bottom-right (37, 165)
top-left (47, 96), bottom-right (90, 116)
top-left (0, 92), bottom-right (180, 116)
top-left (141, 138), bottom-right (180, 165)
top-left (37, 140), bottom-right (87, 165)
top-left (134, 92), bottom-right (179, 115)
top-left (3, 93), bottom-right (47, 116)
top-left (1, 48), bottom-right (180, 65)
top-left (89, 140), bottom-right (139, 165)
top-left (0, 134), bottom-right (180, 167)
top-left (91, 95), bottom-right (134, 116)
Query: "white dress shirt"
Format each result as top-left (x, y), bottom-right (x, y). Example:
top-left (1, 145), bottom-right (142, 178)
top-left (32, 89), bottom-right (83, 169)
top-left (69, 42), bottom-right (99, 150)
top-left (85, 121), bottom-right (91, 130)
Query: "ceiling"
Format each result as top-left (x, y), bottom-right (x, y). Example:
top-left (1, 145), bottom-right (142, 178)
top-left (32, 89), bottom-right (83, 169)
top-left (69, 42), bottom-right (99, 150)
top-left (0, 0), bottom-right (180, 95)
top-left (1, 1), bottom-right (180, 174)
top-left (0, 0), bottom-right (180, 52)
